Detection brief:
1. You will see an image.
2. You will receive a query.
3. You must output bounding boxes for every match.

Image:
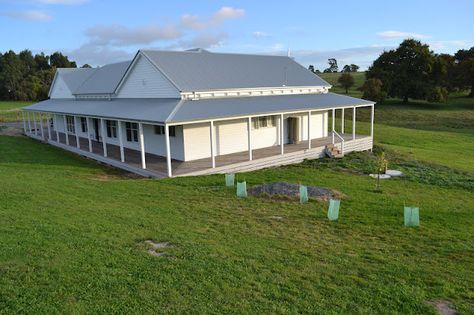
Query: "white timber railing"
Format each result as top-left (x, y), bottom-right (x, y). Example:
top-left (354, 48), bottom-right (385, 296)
top-left (332, 130), bottom-right (345, 155)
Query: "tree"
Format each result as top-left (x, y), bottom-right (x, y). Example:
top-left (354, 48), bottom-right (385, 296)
top-left (350, 64), bottom-right (359, 72)
top-left (50, 52), bottom-right (77, 68)
top-left (324, 58), bottom-right (338, 73)
top-left (360, 78), bottom-right (386, 103)
top-left (454, 47), bottom-right (474, 97)
top-left (338, 73), bottom-right (354, 93)
top-left (308, 65), bottom-right (315, 73)
top-left (342, 65), bottom-right (351, 72)
top-left (81, 64), bottom-right (92, 68)
top-left (367, 39), bottom-right (435, 103)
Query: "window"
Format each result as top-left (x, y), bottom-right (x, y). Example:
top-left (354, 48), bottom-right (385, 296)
top-left (253, 116), bottom-right (276, 129)
top-left (50, 117), bottom-right (54, 129)
top-left (106, 120), bottom-right (117, 138)
top-left (126, 122), bottom-right (138, 142)
top-left (66, 116), bottom-right (75, 133)
top-left (154, 125), bottom-right (176, 137)
top-left (81, 117), bottom-right (87, 133)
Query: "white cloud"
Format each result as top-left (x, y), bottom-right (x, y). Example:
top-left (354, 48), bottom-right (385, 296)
top-left (67, 43), bottom-right (133, 66)
top-left (377, 30), bottom-right (430, 40)
top-left (0, 10), bottom-right (51, 21)
top-left (428, 39), bottom-right (473, 50)
top-left (85, 24), bottom-right (181, 46)
top-left (253, 31), bottom-right (270, 38)
top-left (180, 6), bottom-right (245, 30)
top-left (177, 33), bottom-right (228, 49)
top-left (35, 0), bottom-right (88, 4)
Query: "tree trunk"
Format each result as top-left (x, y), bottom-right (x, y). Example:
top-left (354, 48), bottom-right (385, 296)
top-left (403, 95), bottom-right (409, 104)
top-left (469, 85), bottom-right (474, 97)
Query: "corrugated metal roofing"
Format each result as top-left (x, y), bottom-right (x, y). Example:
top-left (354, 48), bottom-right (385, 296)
top-left (73, 61), bottom-right (131, 95)
top-left (168, 93), bottom-right (373, 123)
top-left (23, 98), bottom-right (180, 124)
top-left (54, 68), bottom-right (96, 94)
top-left (141, 50), bottom-right (330, 92)
top-left (24, 93), bottom-right (373, 124)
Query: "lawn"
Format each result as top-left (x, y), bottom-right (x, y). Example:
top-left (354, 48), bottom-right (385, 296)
top-left (0, 101), bottom-right (33, 122)
top-left (0, 94), bottom-right (473, 313)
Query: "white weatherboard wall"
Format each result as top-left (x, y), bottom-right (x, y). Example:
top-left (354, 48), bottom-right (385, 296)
top-left (182, 111), bottom-right (328, 161)
top-left (50, 75), bottom-right (74, 99)
top-left (116, 55), bottom-right (180, 98)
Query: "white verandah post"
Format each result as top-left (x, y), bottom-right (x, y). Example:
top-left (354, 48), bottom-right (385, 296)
top-left (331, 109), bottom-right (335, 144)
top-left (55, 115), bottom-right (60, 143)
top-left (117, 120), bottom-right (125, 162)
top-left (247, 117), bottom-right (252, 161)
top-left (33, 112), bottom-right (38, 136)
top-left (74, 116), bottom-right (80, 149)
top-left (63, 115), bottom-right (69, 145)
top-left (210, 121), bottom-right (216, 167)
top-left (100, 118), bottom-right (107, 157)
top-left (86, 117), bottom-right (92, 152)
top-left (341, 108), bottom-right (345, 134)
top-left (370, 105), bottom-right (374, 138)
top-left (27, 111), bottom-right (31, 134)
top-left (21, 111), bottom-right (26, 134)
top-left (47, 113), bottom-right (51, 140)
top-left (39, 112), bottom-right (44, 139)
top-left (352, 106), bottom-right (356, 140)
top-left (307, 111), bottom-right (311, 149)
top-left (165, 124), bottom-right (172, 177)
top-left (280, 113), bottom-right (284, 155)
top-left (138, 122), bottom-right (146, 169)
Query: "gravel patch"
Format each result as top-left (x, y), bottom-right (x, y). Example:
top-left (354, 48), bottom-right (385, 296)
top-left (248, 182), bottom-right (338, 200)
top-left (143, 240), bottom-right (172, 257)
top-left (426, 300), bottom-right (456, 315)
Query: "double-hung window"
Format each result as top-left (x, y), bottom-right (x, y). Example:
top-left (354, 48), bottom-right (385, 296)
top-left (106, 120), bottom-right (117, 138)
top-left (80, 117), bottom-right (87, 133)
top-left (66, 116), bottom-right (75, 133)
top-left (253, 116), bottom-right (276, 129)
top-left (154, 125), bottom-right (176, 137)
top-left (125, 122), bottom-right (138, 142)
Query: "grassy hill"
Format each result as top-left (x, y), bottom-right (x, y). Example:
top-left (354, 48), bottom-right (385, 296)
top-left (319, 72), bottom-right (366, 97)
top-left (0, 96), bottom-right (473, 313)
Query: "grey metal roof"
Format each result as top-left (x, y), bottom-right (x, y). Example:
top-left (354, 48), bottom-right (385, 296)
top-left (168, 93), bottom-right (373, 123)
top-left (141, 49), bottom-right (330, 92)
top-left (24, 93), bottom-right (373, 124)
top-left (73, 61), bottom-right (131, 95)
top-left (23, 98), bottom-right (180, 124)
top-left (53, 68), bottom-right (96, 95)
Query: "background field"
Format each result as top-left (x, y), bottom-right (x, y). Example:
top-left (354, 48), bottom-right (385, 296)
top-left (0, 79), bottom-right (473, 313)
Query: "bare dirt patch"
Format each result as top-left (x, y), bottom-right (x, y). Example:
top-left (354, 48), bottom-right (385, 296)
top-left (248, 182), bottom-right (341, 201)
top-left (0, 125), bottom-right (23, 136)
top-left (142, 240), bottom-right (173, 257)
top-left (425, 300), bottom-right (456, 315)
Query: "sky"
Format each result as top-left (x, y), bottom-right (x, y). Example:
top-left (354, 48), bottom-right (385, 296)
top-left (0, 0), bottom-right (472, 70)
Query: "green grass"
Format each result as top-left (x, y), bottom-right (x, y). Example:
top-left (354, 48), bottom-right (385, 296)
top-left (0, 101), bottom-right (33, 122)
top-left (320, 72), bottom-right (365, 97)
top-left (0, 94), bottom-right (473, 313)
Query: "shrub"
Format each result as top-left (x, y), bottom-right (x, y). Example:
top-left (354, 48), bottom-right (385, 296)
top-left (360, 78), bottom-right (387, 103)
top-left (427, 86), bottom-right (449, 103)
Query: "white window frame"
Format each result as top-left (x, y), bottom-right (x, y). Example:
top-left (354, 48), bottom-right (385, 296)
top-left (126, 122), bottom-right (138, 142)
top-left (106, 120), bottom-right (117, 138)
top-left (66, 115), bottom-right (75, 134)
top-left (253, 116), bottom-right (276, 129)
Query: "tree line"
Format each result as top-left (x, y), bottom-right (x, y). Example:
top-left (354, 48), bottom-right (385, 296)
top-left (0, 50), bottom-right (86, 101)
top-left (309, 40), bottom-right (474, 103)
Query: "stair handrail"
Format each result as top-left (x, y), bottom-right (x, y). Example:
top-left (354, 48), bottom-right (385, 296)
top-left (332, 130), bottom-right (345, 155)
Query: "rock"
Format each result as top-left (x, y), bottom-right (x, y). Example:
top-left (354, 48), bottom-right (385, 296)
top-left (386, 169), bottom-right (403, 177)
top-left (369, 174), bottom-right (391, 179)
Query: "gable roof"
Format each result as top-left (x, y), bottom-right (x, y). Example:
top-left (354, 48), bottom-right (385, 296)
top-left (139, 49), bottom-right (330, 92)
top-left (73, 61), bottom-right (131, 95)
top-left (49, 68), bottom-right (96, 97)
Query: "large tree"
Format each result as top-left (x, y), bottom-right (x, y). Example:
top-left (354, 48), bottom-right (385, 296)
top-left (367, 39), bottom-right (435, 103)
top-left (324, 58), bottom-right (338, 73)
top-left (454, 47), bottom-right (474, 97)
top-left (338, 73), bottom-right (354, 93)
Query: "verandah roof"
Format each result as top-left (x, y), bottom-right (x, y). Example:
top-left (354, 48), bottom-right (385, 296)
top-left (23, 93), bottom-right (374, 125)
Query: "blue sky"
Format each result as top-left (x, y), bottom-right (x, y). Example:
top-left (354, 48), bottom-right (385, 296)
top-left (0, 0), bottom-right (472, 69)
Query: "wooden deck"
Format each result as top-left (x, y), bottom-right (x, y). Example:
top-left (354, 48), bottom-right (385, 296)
top-left (31, 127), bottom-right (371, 177)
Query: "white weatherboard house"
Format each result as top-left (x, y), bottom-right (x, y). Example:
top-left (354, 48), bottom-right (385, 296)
top-left (22, 49), bottom-right (375, 178)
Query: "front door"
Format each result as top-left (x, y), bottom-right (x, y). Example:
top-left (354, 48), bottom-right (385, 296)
top-left (93, 119), bottom-right (100, 142)
top-left (287, 117), bottom-right (300, 144)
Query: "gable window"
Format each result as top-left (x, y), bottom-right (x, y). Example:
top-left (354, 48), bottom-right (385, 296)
top-left (66, 116), bottom-right (75, 133)
top-left (125, 122), bottom-right (138, 142)
top-left (253, 116), bottom-right (276, 129)
top-left (154, 125), bottom-right (176, 137)
top-left (106, 120), bottom-right (117, 138)
top-left (81, 117), bottom-right (87, 133)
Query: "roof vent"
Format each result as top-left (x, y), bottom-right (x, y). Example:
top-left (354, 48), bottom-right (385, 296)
top-left (185, 48), bottom-right (210, 53)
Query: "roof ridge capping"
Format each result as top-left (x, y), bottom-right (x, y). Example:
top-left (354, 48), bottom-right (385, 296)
top-left (140, 48), bottom-right (294, 58)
